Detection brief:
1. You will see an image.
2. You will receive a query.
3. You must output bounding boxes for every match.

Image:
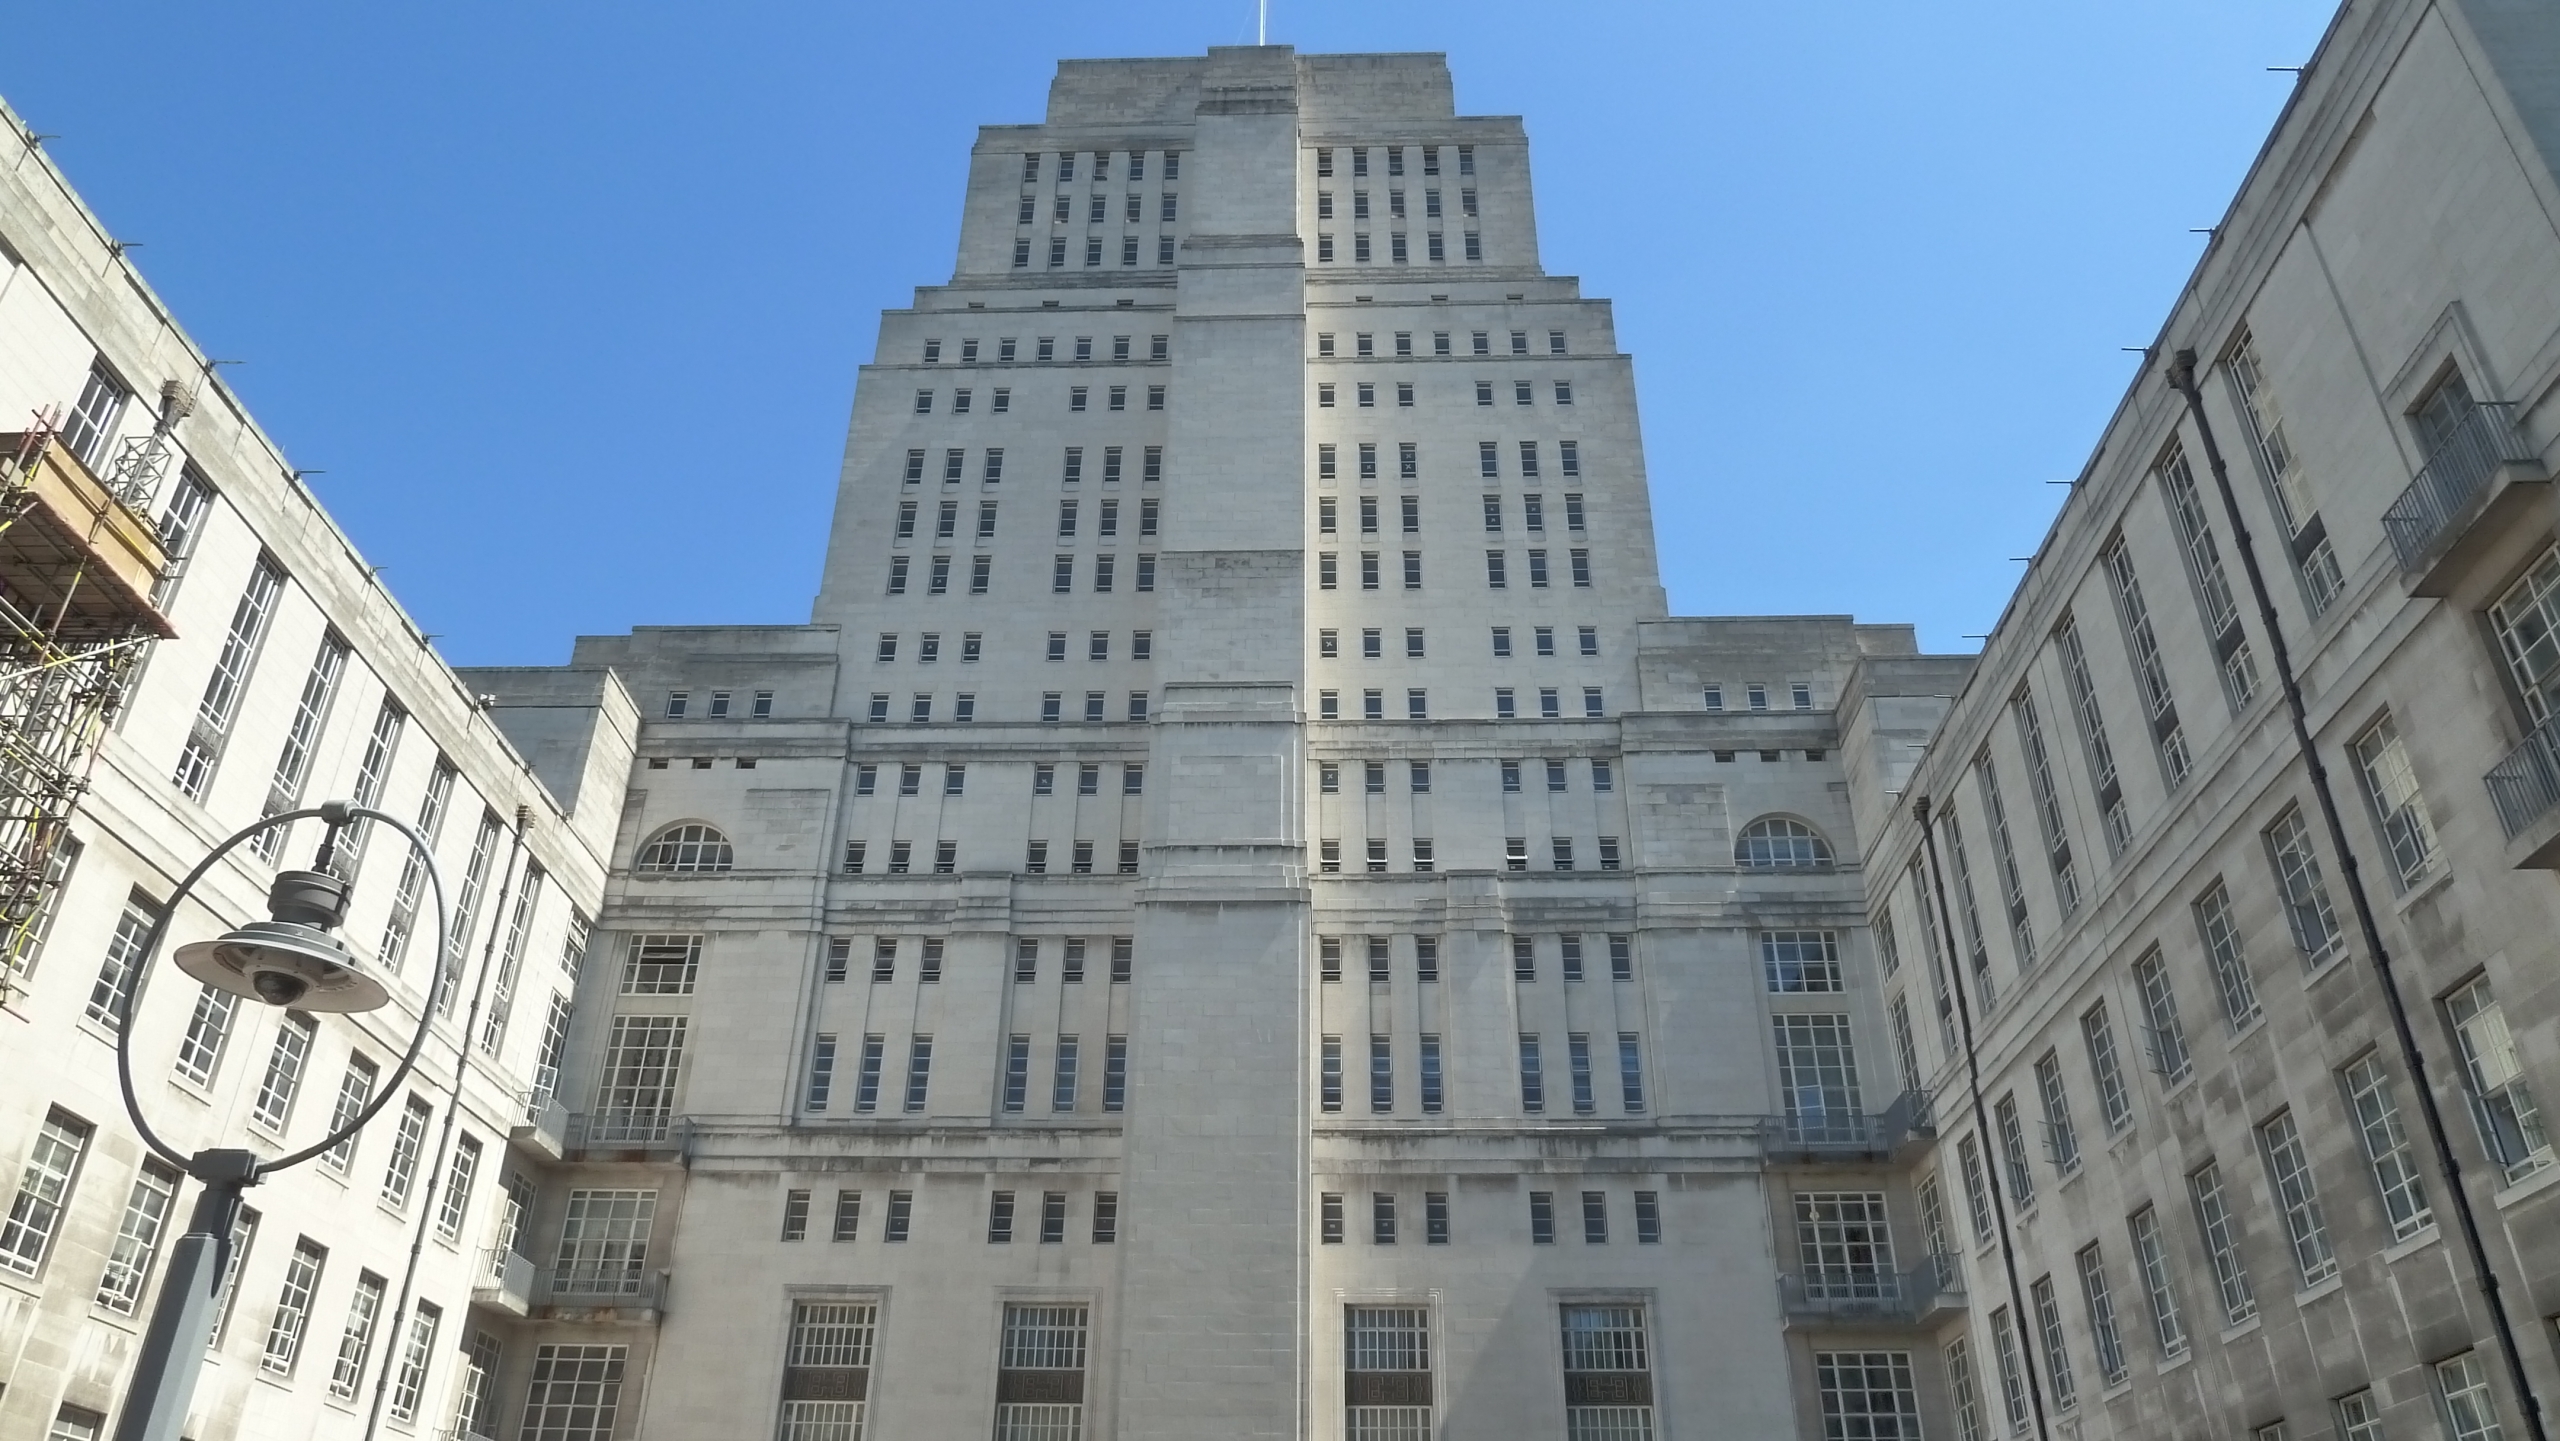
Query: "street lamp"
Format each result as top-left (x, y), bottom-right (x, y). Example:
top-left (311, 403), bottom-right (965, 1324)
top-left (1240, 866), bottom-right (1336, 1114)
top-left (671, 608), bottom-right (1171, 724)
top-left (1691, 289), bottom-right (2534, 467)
top-left (109, 799), bottom-right (451, 1441)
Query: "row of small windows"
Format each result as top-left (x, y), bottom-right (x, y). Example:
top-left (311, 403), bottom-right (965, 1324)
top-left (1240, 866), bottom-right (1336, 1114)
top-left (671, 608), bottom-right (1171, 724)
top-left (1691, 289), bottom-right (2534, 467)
top-left (1315, 441), bottom-right (1582, 483)
top-left (1021, 150), bottom-right (1180, 183)
top-left (921, 333), bottom-right (1168, 365)
top-left (883, 552), bottom-right (1159, 597)
top-left (661, 689), bottom-right (773, 720)
top-left (1315, 188), bottom-right (1474, 222)
top-left (903, 448), bottom-right (1165, 489)
top-left (775, 1186), bottom-right (1119, 1246)
top-left (1017, 233), bottom-right (1180, 268)
top-left (858, 690), bottom-right (1155, 724)
top-left (853, 761), bottom-right (1147, 798)
top-left (1309, 549), bottom-right (1595, 591)
top-left (818, 934), bottom-right (1134, 984)
top-left (1317, 756), bottom-right (1617, 794)
top-left (1315, 230), bottom-right (1481, 265)
top-left (910, 384), bottom-right (1166, 414)
top-left (1313, 932), bottom-right (1637, 985)
top-left (1308, 685), bottom-right (1603, 721)
top-left (842, 839), bottom-right (1140, 876)
top-left (1320, 625), bottom-right (1597, 660)
top-left (1320, 378), bottom-right (1572, 408)
top-left (1313, 144), bottom-right (1473, 179)
top-left (1702, 681), bottom-right (1818, 713)
top-left (1022, 191), bottom-right (1178, 225)
top-left (1311, 835), bottom-right (1625, 873)
top-left (889, 497), bottom-right (1161, 547)
top-left (1319, 328), bottom-right (1566, 357)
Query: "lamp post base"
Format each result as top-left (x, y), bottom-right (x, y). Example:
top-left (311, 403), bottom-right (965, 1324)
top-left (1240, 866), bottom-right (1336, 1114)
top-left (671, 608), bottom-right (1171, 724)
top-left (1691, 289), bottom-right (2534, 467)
top-left (111, 1149), bottom-right (259, 1441)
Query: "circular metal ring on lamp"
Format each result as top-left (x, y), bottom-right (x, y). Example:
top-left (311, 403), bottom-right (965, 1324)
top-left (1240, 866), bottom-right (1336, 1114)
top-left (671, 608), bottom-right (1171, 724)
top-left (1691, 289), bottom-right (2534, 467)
top-left (113, 804), bottom-right (451, 1178)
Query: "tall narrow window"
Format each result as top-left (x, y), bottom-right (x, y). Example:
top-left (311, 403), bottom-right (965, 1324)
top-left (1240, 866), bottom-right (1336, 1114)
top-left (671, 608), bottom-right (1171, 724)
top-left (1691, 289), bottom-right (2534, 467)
top-left (172, 985), bottom-right (240, 1090)
top-left (2256, 1110), bottom-right (2336, 1286)
top-left (2102, 538), bottom-right (2190, 788)
top-left (2446, 977), bottom-right (2552, 1182)
top-left (2076, 1244), bottom-right (2129, 1385)
top-left (85, 891), bottom-right (162, 1032)
top-left (2227, 330), bottom-right (2344, 614)
top-left (251, 632), bottom-right (351, 860)
top-left (1973, 752), bottom-right (2036, 969)
top-left (2155, 441), bottom-right (2259, 710)
top-left (387, 1302), bottom-right (441, 1422)
top-left (251, 1013), bottom-right (317, 1133)
top-left (2082, 1002), bottom-right (2133, 1134)
top-left (2352, 716), bottom-right (2439, 890)
top-left (2436, 1352), bottom-right (2505, 1441)
top-left (2192, 880), bottom-right (2261, 1029)
top-left (2263, 806), bottom-right (2342, 964)
top-left (174, 555), bottom-right (285, 798)
top-left (2132, 949), bottom-right (2191, 1083)
top-left (262, 1237), bottom-right (328, 1375)
top-left (2341, 1054), bottom-right (2432, 1239)
top-left (2054, 615), bottom-right (2132, 856)
top-left (2128, 1204), bottom-right (2187, 1358)
top-left (1940, 810), bottom-right (1996, 1005)
top-left (2188, 1162), bottom-right (2254, 1325)
top-left (382, 1095), bottom-right (432, 1208)
top-left (2010, 688), bottom-right (2080, 914)
top-left (380, 759), bottom-right (457, 971)
top-left (2034, 1051), bottom-right (2079, 1175)
top-left (93, 1160), bottom-right (178, 1315)
top-left (435, 1134), bottom-right (481, 1241)
top-left (329, 1271), bottom-right (388, 1399)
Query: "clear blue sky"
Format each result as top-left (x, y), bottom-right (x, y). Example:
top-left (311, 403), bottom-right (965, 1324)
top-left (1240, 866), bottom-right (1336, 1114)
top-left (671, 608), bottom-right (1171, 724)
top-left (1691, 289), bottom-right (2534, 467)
top-left (4, 1), bottom-right (2339, 663)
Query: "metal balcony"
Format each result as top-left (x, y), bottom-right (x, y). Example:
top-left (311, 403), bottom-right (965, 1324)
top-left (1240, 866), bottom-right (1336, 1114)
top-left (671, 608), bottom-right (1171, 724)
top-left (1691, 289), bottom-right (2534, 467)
top-left (1777, 1258), bottom-right (1964, 1326)
top-left (2380, 402), bottom-right (2546, 595)
top-left (471, 1249), bottom-right (533, 1318)
top-left (1758, 1090), bottom-right (1935, 1163)
top-left (510, 1088), bottom-right (569, 1163)
top-left (535, 1266), bottom-right (668, 1323)
top-left (565, 1111), bottom-right (690, 1161)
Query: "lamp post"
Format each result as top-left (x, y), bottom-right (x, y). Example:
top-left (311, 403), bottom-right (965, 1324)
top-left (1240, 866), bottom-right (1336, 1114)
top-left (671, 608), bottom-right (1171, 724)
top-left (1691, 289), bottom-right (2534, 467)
top-left (108, 799), bottom-right (451, 1441)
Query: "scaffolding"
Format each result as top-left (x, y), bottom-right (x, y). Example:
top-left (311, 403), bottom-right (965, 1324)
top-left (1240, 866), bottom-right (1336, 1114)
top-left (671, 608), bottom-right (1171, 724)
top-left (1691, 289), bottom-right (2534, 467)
top-left (0, 389), bottom-right (180, 979)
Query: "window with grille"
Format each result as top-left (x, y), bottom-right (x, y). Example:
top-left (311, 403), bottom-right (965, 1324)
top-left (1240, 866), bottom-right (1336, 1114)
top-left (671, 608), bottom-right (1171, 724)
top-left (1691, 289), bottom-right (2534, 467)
top-left (174, 556), bottom-right (284, 798)
top-left (262, 1237), bottom-right (328, 1374)
top-left (84, 891), bottom-right (161, 1032)
top-left (251, 1012), bottom-right (316, 1132)
top-left (2075, 1244), bottom-right (2127, 1385)
top-left (554, 1190), bottom-right (655, 1297)
top-left (521, 1343), bottom-right (627, 1441)
top-left (2052, 614), bottom-right (2130, 855)
top-left (2446, 977), bottom-right (2552, 1183)
top-left (1773, 1015), bottom-right (1863, 1140)
top-left (1762, 931), bottom-right (1842, 992)
top-left (252, 632), bottom-right (351, 860)
top-left (2262, 806), bottom-right (2341, 963)
top-left (778, 1300), bottom-right (878, 1439)
top-left (2155, 441), bottom-right (2260, 711)
top-left (1814, 1351), bottom-right (1921, 1441)
top-left (634, 822), bottom-right (734, 873)
top-left (2256, 1110), bottom-right (2335, 1286)
top-left (1346, 1305), bottom-right (1433, 1439)
top-left (621, 934), bottom-right (702, 995)
top-left (2226, 329), bottom-right (2344, 614)
top-left (1795, 1193), bottom-right (1895, 1299)
top-left (1736, 816), bottom-right (1832, 868)
top-left (995, 1302), bottom-right (1090, 1439)
top-left (1558, 1304), bottom-right (1654, 1439)
top-left (329, 1271), bottom-right (387, 1398)
top-left (2128, 1204), bottom-right (2188, 1357)
top-left (93, 1160), bottom-right (176, 1314)
top-left (2009, 689), bottom-right (2080, 914)
top-left (2341, 1054), bottom-right (2432, 1239)
top-left (2351, 717), bottom-right (2438, 890)
top-left (593, 1016), bottom-right (686, 1142)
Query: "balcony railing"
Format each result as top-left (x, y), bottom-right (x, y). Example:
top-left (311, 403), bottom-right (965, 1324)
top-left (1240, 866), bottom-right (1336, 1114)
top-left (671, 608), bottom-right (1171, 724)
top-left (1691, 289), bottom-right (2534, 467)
top-left (537, 1266), bottom-right (668, 1317)
top-left (1777, 1258), bottom-right (1964, 1324)
top-left (2382, 402), bottom-right (2539, 570)
top-left (2485, 716), bottom-right (2560, 842)
top-left (471, 1249), bottom-right (533, 1317)
top-left (566, 1111), bottom-right (690, 1157)
top-left (1759, 1090), bottom-right (1934, 1161)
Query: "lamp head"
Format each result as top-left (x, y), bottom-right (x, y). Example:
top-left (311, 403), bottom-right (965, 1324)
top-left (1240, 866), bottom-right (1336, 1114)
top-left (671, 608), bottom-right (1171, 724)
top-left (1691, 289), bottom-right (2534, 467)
top-left (173, 869), bottom-right (391, 1014)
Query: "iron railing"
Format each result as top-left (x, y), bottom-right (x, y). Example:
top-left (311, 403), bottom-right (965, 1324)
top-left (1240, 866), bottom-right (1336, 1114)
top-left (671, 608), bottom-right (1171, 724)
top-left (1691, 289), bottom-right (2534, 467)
top-left (2485, 716), bottom-right (2560, 840)
top-left (567, 1110), bottom-right (689, 1153)
top-left (1777, 1258), bottom-right (1964, 1323)
top-left (472, 1249), bottom-right (534, 1314)
top-left (2381, 402), bottom-right (2537, 569)
top-left (1759, 1090), bottom-right (1934, 1160)
top-left (539, 1266), bottom-right (667, 1311)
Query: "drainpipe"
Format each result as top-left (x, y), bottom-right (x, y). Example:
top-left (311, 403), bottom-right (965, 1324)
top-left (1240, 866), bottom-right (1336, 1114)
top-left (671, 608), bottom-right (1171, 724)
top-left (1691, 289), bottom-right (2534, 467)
top-left (1915, 796), bottom-right (2051, 1441)
top-left (2164, 349), bottom-right (2547, 1441)
top-left (361, 806), bottom-right (532, 1441)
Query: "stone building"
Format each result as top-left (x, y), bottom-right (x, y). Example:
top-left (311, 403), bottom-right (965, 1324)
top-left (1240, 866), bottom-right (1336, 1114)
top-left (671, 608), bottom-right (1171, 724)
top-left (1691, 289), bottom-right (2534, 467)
top-left (5, 0), bottom-right (2560, 1438)
top-left (0, 93), bottom-right (629, 1441)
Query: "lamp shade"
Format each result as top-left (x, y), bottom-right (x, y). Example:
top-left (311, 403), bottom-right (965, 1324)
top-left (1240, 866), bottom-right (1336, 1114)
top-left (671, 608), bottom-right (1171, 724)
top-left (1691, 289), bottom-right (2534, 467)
top-left (170, 868), bottom-right (391, 1013)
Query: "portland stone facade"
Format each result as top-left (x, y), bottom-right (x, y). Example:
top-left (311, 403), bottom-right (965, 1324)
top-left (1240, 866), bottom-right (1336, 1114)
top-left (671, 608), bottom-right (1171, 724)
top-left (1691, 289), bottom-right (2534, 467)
top-left (8, 2), bottom-right (2560, 1439)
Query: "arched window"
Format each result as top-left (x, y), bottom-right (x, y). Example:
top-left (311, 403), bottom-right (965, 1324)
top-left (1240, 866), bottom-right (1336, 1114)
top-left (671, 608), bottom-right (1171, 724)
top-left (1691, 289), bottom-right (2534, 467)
top-left (635, 823), bottom-right (734, 874)
top-left (1736, 817), bottom-right (1833, 869)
